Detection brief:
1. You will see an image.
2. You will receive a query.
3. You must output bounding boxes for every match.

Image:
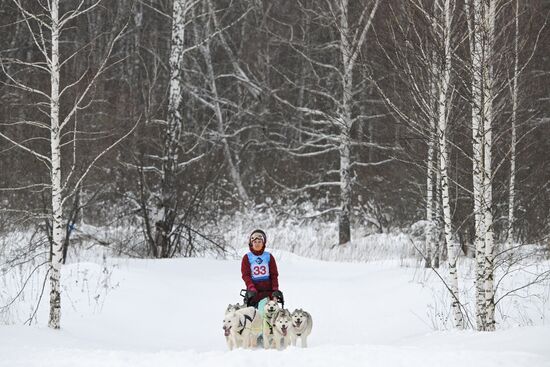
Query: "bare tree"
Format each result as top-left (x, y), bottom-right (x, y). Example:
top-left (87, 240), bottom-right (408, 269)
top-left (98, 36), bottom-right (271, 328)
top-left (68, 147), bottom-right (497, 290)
top-left (466, 0), bottom-right (497, 331)
top-left (194, 0), bottom-right (261, 206)
top-left (129, 0), bottom-right (254, 258)
top-left (0, 0), bottom-right (132, 329)
top-left (374, 0), bottom-right (465, 329)
top-left (269, 0), bottom-right (385, 245)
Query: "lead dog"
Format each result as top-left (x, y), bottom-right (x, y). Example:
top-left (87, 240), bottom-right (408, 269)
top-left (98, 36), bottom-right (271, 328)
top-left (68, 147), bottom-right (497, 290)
top-left (290, 308), bottom-right (313, 347)
top-left (262, 298), bottom-right (281, 349)
top-left (223, 306), bottom-right (262, 350)
top-left (272, 308), bottom-right (292, 349)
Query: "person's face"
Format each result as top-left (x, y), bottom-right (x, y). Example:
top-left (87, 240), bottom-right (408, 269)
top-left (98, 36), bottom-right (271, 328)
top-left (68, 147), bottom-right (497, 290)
top-left (251, 234), bottom-right (264, 250)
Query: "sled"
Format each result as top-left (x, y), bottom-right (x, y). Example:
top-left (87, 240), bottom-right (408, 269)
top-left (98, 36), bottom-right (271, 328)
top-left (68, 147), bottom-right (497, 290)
top-left (239, 288), bottom-right (284, 309)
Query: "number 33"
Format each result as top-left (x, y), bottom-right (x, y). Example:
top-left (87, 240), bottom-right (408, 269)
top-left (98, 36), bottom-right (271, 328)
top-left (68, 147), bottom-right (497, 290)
top-left (253, 266), bottom-right (267, 275)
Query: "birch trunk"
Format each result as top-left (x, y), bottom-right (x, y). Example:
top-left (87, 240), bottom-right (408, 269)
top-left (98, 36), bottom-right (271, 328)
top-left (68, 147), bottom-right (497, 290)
top-left (507, 0), bottom-right (519, 245)
top-left (482, 0), bottom-right (496, 332)
top-left (437, 0), bottom-right (464, 329)
top-left (157, 0), bottom-right (188, 258)
top-left (424, 90), bottom-right (436, 268)
top-left (426, 1), bottom-right (440, 268)
top-left (336, 0), bottom-right (379, 245)
top-left (469, 0), bottom-right (485, 330)
top-left (339, 130), bottom-right (352, 245)
top-left (470, 0), bottom-right (496, 331)
top-left (48, 0), bottom-right (63, 329)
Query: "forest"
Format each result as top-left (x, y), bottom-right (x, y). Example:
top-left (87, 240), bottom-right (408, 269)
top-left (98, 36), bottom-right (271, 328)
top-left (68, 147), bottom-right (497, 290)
top-left (0, 0), bottom-right (549, 332)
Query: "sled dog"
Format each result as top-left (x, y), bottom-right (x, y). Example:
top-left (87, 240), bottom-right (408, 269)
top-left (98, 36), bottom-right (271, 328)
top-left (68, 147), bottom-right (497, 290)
top-left (262, 298), bottom-right (281, 348)
top-left (272, 308), bottom-right (292, 349)
top-left (223, 306), bottom-right (262, 350)
top-left (290, 308), bottom-right (313, 347)
top-left (225, 303), bottom-right (242, 315)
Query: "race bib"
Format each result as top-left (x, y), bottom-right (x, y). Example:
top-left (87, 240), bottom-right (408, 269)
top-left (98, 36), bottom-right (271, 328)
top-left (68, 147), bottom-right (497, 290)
top-left (247, 252), bottom-right (271, 281)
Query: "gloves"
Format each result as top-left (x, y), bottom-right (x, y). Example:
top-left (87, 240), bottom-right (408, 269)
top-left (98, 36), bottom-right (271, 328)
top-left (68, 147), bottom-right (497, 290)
top-left (272, 290), bottom-right (283, 301)
top-left (244, 289), bottom-right (257, 306)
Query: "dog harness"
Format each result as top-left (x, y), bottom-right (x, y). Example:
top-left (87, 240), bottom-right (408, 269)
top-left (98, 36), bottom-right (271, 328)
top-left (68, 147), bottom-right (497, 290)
top-left (237, 308), bottom-right (257, 335)
top-left (247, 251), bottom-right (271, 281)
top-left (263, 311), bottom-right (274, 335)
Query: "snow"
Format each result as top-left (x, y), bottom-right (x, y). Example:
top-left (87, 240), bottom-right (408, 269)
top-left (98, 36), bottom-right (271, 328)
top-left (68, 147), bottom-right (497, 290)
top-left (0, 250), bottom-right (549, 367)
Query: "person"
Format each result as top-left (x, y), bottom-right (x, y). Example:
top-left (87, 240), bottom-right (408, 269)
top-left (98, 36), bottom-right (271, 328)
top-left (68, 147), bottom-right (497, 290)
top-left (241, 229), bottom-right (283, 307)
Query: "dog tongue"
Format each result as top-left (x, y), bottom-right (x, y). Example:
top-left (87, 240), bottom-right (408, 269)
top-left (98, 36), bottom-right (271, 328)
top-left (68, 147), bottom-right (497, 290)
top-left (224, 328), bottom-right (230, 336)
top-left (282, 326), bottom-right (287, 336)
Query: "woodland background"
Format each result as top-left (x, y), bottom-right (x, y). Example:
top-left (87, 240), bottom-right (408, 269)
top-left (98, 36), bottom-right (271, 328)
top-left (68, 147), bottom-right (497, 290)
top-left (0, 0), bottom-right (549, 330)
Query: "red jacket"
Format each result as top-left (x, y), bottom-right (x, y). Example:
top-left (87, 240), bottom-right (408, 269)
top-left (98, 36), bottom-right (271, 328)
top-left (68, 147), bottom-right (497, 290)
top-left (241, 249), bottom-right (279, 304)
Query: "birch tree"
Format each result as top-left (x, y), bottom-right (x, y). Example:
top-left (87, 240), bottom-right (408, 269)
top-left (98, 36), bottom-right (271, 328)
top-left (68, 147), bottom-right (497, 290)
top-left (131, 0), bottom-right (255, 257)
top-left (270, 0), bottom-right (383, 245)
top-left (193, 0), bottom-right (261, 206)
top-left (133, 0), bottom-right (204, 258)
top-left (434, 0), bottom-right (466, 329)
top-left (466, 0), bottom-right (496, 331)
top-left (156, 0), bottom-right (193, 258)
top-left (505, 0), bottom-right (519, 246)
top-left (374, 0), bottom-right (465, 328)
top-left (0, 0), bottom-right (130, 329)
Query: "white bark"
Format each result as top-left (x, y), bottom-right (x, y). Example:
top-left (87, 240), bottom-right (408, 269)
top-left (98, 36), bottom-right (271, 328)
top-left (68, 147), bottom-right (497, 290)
top-left (339, 0), bottom-right (353, 244)
top-left (166, 0), bottom-right (186, 191)
top-left (436, 0), bottom-right (464, 329)
top-left (48, 0), bottom-right (63, 330)
top-left (153, 0), bottom-right (188, 258)
top-left (482, 0), bottom-right (496, 332)
top-left (468, 0), bottom-right (485, 330)
top-left (426, 0), bottom-right (439, 268)
top-left (507, 0), bottom-right (519, 245)
top-left (469, 0), bottom-right (496, 331)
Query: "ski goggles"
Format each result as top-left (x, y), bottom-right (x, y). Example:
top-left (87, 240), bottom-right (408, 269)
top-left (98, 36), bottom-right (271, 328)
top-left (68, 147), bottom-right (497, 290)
top-left (250, 234), bottom-right (264, 242)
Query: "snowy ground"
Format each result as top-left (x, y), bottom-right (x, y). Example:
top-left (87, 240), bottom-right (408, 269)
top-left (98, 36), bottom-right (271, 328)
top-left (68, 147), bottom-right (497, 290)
top-left (0, 249), bottom-right (549, 367)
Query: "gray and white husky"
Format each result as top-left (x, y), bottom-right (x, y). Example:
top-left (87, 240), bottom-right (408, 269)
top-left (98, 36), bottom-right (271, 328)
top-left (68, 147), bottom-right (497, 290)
top-left (225, 303), bottom-right (242, 315)
top-left (290, 308), bottom-right (313, 347)
top-left (272, 308), bottom-right (292, 349)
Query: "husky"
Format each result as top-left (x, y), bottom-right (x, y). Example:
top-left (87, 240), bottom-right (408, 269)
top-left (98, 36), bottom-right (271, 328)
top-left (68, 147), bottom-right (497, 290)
top-left (272, 308), bottom-right (292, 349)
top-left (290, 308), bottom-right (313, 347)
top-left (223, 306), bottom-right (262, 350)
top-left (225, 303), bottom-right (242, 314)
top-left (262, 298), bottom-right (281, 349)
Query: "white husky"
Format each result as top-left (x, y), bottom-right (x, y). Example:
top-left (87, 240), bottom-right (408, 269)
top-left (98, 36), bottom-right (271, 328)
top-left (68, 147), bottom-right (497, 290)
top-left (223, 306), bottom-right (262, 350)
top-left (272, 309), bottom-right (292, 349)
top-left (262, 298), bottom-right (281, 349)
top-left (290, 308), bottom-right (313, 347)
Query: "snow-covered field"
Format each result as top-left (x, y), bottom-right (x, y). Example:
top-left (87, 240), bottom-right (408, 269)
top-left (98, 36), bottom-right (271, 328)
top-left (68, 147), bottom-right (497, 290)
top-left (1, 247), bottom-right (549, 367)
